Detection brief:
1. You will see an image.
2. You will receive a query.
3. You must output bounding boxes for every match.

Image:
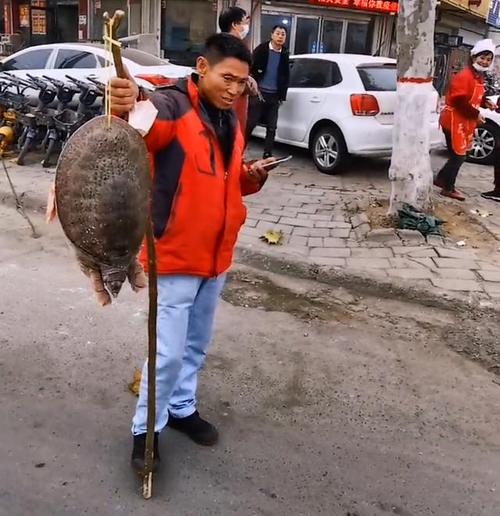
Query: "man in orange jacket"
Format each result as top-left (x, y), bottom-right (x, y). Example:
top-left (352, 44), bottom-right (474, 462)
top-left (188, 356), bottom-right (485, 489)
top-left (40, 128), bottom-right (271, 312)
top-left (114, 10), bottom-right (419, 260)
top-left (109, 33), bottom-right (274, 473)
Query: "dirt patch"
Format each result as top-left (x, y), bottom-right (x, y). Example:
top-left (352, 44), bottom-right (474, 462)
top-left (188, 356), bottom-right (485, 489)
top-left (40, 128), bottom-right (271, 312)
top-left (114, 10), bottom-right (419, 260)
top-left (365, 198), bottom-right (498, 251)
top-left (222, 270), bottom-right (353, 323)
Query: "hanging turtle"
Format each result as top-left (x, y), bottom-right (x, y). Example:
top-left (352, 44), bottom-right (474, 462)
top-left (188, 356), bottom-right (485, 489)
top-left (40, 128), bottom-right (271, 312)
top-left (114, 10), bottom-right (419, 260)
top-left (55, 115), bottom-right (150, 305)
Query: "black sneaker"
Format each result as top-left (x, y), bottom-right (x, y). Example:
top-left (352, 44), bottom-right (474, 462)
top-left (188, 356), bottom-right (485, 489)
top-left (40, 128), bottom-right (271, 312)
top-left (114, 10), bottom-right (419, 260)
top-left (168, 411), bottom-right (219, 446)
top-left (481, 190), bottom-right (500, 202)
top-left (131, 432), bottom-right (160, 474)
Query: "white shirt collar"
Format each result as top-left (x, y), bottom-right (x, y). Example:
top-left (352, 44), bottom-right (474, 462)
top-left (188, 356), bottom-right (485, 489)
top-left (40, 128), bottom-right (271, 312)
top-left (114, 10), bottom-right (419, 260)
top-left (269, 41), bottom-right (282, 53)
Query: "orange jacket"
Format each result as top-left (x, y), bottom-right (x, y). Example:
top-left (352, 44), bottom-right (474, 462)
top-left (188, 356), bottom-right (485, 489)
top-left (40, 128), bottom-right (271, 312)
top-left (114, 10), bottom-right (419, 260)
top-left (440, 66), bottom-right (485, 155)
top-left (139, 77), bottom-right (263, 277)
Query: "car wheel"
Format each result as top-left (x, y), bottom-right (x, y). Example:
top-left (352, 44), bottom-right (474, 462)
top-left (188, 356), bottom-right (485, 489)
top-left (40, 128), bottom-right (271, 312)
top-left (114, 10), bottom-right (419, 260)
top-left (310, 125), bottom-right (347, 175)
top-left (467, 122), bottom-right (497, 165)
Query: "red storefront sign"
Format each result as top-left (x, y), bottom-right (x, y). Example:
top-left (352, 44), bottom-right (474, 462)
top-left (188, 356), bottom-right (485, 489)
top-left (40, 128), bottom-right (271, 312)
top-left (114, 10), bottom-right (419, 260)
top-left (309, 0), bottom-right (399, 14)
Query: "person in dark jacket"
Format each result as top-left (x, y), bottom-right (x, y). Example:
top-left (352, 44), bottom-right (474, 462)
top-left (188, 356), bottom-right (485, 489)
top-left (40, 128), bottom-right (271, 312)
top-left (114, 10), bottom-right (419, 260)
top-left (246, 25), bottom-right (290, 158)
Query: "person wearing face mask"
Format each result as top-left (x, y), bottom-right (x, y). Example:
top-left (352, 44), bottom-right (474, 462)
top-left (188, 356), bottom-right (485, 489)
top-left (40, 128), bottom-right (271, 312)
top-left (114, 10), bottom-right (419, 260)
top-left (218, 6), bottom-right (259, 143)
top-left (436, 39), bottom-right (496, 201)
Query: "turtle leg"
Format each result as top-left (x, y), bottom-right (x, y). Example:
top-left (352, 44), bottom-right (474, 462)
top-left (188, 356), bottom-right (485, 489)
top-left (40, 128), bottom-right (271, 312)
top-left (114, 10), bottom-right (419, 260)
top-left (78, 258), bottom-right (112, 306)
top-left (127, 258), bottom-right (147, 293)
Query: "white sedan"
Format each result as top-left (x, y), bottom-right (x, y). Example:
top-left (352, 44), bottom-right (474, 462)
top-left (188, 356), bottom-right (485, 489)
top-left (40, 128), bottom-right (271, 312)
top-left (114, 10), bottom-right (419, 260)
top-left (252, 54), bottom-right (442, 175)
top-left (0, 42), bottom-right (191, 90)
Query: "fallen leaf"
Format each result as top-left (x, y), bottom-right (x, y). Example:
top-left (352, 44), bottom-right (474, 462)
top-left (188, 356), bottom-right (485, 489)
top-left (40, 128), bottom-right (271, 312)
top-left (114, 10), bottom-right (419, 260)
top-left (260, 229), bottom-right (284, 245)
top-left (456, 240), bottom-right (466, 247)
top-left (128, 368), bottom-right (142, 396)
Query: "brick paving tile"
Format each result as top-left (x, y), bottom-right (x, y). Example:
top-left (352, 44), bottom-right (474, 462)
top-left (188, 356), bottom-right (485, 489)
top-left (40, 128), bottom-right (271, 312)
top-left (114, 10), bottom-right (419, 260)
top-left (330, 228), bottom-right (352, 238)
top-left (255, 221), bottom-right (294, 234)
top-left (293, 227), bottom-right (331, 237)
top-left (308, 237), bottom-right (324, 247)
top-left (397, 229), bottom-right (426, 244)
top-left (288, 236), bottom-right (308, 247)
top-left (311, 247), bottom-right (352, 258)
top-left (279, 217), bottom-right (315, 228)
top-left (432, 258), bottom-right (478, 269)
top-left (435, 268), bottom-right (477, 280)
top-left (430, 279), bottom-right (483, 292)
top-left (351, 248), bottom-right (394, 258)
top-left (386, 268), bottom-right (434, 279)
top-left (312, 258), bottom-right (347, 267)
top-left (389, 258), bottom-right (427, 269)
top-left (346, 258), bottom-right (391, 269)
top-left (324, 238), bottom-right (348, 248)
top-left (245, 218), bottom-right (259, 228)
top-left (259, 214), bottom-right (280, 223)
top-left (435, 248), bottom-right (478, 259)
top-left (477, 270), bottom-right (500, 282)
top-left (315, 221), bottom-right (343, 229)
top-left (483, 283), bottom-right (500, 294)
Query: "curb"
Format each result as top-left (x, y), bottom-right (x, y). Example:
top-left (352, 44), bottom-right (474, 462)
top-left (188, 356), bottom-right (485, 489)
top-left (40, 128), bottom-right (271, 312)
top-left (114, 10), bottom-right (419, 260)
top-left (234, 245), bottom-right (500, 317)
top-left (1, 181), bottom-right (499, 316)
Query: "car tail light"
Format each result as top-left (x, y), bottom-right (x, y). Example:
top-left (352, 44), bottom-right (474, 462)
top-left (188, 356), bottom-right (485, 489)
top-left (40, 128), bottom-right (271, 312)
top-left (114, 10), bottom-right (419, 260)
top-left (350, 94), bottom-right (379, 116)
top-left (135, 74), bottom-right (178, 87)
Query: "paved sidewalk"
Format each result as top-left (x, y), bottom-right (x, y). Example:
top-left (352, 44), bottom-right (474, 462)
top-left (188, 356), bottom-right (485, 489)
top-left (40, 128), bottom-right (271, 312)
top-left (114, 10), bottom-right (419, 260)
top-left (1, 147), bottom-right (500, 308)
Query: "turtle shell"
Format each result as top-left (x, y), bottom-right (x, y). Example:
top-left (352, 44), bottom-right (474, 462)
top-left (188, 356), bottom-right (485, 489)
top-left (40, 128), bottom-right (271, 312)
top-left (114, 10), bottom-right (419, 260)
top-left (55, 116), bottom-right (150, 271)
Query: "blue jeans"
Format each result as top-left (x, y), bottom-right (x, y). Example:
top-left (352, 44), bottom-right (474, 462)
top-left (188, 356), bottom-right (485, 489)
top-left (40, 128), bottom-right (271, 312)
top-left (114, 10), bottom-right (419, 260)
top-left (132, 274), bottom-right (226, 435)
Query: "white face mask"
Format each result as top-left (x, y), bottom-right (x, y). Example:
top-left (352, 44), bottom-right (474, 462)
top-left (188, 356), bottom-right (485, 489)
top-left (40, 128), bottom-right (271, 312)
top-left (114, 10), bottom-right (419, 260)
top-left (472, 62), bottom-right (490, 73)
top-left (239, 24), bottom-right (250, 39)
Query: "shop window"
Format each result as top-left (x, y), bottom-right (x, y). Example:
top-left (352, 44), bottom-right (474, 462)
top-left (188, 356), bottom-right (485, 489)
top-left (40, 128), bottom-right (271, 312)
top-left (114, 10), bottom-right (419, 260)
top-left (294, 17), bottom-right (319, 55)
top-left (260, 14), bottom-right (292, 45)
top-left (345, 22), bottom-right (370, 54)
top-left (321, 19), bottom-right (342, 53)
top-left (55, 50), bottom-right (97, 69)
top-left (2, 48), bottom-right (52, 70)
top-left (289, 58), bottom-right (342, 88)
top-left (161, 0), bottom-right (217, 66)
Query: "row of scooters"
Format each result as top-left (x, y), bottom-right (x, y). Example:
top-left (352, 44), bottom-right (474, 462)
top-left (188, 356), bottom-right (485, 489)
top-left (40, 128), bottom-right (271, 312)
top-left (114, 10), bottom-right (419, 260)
top-left (0, 72), bottom-right (105, 167)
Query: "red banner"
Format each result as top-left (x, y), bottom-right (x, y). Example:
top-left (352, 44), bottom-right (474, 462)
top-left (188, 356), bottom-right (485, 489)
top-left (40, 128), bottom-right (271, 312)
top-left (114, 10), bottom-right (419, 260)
top-left (309, 0), bottom-right (399, 14)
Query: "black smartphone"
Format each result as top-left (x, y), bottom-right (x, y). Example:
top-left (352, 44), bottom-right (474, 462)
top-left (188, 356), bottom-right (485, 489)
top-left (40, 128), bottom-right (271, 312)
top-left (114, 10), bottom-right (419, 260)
top-left (262, 155), bottom-right (293, 170)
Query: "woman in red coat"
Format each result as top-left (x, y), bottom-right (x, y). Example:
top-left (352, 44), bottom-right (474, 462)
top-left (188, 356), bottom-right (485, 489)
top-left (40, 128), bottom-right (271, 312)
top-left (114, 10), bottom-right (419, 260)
top-left (436, 39), bottom-right (496, 201)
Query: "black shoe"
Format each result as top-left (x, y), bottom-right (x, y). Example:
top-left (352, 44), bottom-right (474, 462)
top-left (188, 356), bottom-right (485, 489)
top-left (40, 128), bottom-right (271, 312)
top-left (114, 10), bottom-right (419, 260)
top-left (481, 190), bottom-right (500, 202)
top-left (168, 411), bottom-right (219, 446)
top-left (131, 432), bottom-right (160, 474)
top-left (263, 152), bottom-right (273, 159)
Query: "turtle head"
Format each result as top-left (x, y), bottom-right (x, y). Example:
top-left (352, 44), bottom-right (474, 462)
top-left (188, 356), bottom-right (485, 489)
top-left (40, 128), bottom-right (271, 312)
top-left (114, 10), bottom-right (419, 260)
top-left (101, 265), bottom-right (128, 299)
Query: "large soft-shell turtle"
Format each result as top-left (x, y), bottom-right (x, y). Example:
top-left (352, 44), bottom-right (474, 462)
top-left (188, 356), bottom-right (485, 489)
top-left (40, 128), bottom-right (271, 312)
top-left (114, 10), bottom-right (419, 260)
top-left (55, 115), bottom-right (150, 303)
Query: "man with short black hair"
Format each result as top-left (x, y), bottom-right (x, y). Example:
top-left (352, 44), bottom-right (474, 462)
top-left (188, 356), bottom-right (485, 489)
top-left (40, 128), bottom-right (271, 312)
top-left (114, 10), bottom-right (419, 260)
top-left (218, 6), bottom-right (259, 142)
top-left (218, 6), bottom-right (249, 38)
top-left (109, 33), bottom-right (274, 473)
top-left (246, 25), bottom-right (290, 158)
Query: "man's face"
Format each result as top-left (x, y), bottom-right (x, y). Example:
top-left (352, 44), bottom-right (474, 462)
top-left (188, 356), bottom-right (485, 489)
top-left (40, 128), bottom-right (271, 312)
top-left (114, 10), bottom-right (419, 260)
top-left (271, 27), bottom-right (287, 48)
top-left (196, 56), bottom-right (249, 110)
top-left (234, 15), bottom-right (250, 39)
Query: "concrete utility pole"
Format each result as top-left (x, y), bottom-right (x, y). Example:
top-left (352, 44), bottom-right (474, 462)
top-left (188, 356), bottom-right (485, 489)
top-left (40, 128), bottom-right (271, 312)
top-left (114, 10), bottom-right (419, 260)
top-left (389, 0), bottom-right (438, 213)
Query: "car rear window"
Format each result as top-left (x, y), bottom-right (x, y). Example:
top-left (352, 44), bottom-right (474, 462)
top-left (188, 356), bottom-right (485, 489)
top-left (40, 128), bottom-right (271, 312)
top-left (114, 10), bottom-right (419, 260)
top-left (357, 64), bottom-right (396, 92)
top-left (121, 48), bottom-right (168, 66)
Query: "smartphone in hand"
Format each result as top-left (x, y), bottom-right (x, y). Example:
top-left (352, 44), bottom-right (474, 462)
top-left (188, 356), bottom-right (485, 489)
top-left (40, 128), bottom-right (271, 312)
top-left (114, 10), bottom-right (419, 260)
top-left (262, 155), bottom-right (293, 171)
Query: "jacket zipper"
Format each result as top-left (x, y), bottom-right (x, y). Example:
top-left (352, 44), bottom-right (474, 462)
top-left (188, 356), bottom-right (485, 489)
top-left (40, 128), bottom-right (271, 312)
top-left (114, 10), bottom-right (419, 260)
top-left (198, 106), bottom-right (232, 278)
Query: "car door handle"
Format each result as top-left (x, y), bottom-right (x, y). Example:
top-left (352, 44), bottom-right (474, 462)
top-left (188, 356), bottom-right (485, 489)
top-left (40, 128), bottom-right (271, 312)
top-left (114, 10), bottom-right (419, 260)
top-left (310, 97), bottom-right (321, 103)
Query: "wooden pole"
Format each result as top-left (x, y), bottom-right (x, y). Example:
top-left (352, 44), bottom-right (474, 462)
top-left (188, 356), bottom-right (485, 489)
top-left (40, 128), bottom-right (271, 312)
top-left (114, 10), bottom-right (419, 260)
top-left (142, 220), bottom-right (157, 499)
top-left (104, 10), bottom-right (158, 499)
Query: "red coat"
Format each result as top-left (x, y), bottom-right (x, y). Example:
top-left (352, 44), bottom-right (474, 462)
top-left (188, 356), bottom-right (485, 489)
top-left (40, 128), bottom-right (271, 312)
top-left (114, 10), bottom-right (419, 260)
top-left (440, 66), bottom-right (485, 156)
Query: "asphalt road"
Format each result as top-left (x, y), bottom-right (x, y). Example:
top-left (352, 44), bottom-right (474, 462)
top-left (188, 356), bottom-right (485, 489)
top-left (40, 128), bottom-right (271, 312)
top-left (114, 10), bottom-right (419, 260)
top-left (1, 204), bottom-right (500, 516)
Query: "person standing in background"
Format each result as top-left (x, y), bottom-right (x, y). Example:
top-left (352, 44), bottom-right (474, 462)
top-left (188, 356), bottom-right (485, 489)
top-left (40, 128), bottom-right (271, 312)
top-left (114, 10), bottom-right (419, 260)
top-left (246, 25), bottom-right (290, 158)
top-left (435, 39), bottom-right (496, 201)
top-left (218, 6), bottom-right (259, 144)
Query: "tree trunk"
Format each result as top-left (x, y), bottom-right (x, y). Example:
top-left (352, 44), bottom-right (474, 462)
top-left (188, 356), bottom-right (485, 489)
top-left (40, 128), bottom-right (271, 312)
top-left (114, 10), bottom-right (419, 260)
top-left (389, 0), bottom-right (437, 214)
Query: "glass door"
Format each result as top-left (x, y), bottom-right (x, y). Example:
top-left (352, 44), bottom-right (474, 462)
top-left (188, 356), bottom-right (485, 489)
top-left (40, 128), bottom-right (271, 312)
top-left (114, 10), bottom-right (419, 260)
top-left (294, 16), bottom-right (319, 54)
top-left (320, 19), bottom-right (343, 53)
